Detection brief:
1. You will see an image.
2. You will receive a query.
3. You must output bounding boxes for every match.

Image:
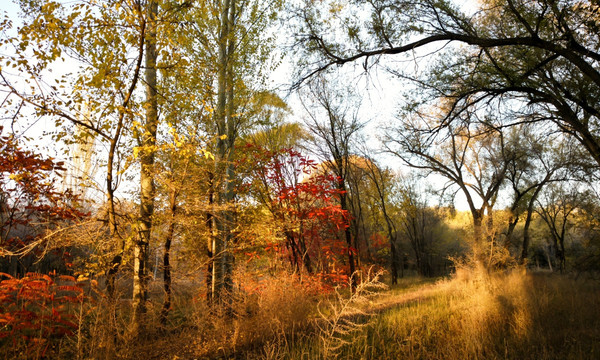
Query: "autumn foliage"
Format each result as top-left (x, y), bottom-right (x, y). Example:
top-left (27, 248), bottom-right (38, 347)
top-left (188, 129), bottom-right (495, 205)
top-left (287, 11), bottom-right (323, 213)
top-left (240, 144), bottom-right (353, 285)
top-left (0, 272), bottom-right (85, 358)
top-left (0, 127), bottom-right (87, 270)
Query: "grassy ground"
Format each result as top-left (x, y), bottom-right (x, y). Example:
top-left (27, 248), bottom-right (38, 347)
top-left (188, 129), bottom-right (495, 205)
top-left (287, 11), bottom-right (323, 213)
top-left (7, 269), bottom-right (597, 359)
top-left (276, 269), bottom-right (600, 360)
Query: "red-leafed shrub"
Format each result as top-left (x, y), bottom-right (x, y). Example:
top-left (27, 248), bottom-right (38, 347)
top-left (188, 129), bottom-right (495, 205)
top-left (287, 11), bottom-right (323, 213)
top-left (1, 127), bottom-right (88, 275)
top-left (239, 144), bottom-right (352, 282)
top-left (0, 272), bottom-right (85, 358)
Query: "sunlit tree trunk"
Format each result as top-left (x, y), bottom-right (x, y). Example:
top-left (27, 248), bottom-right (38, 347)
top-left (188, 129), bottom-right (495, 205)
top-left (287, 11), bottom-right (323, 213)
top-left (160, 192), bottom-right (177, 326)
top-left (223, 13), bottom-right (237, 292)
top-left (212, 0), bottom-right (235, 304)
top-left (206, 172), bottom-right (215, 305)
top-left (133, 0), bottom-right (158, 333)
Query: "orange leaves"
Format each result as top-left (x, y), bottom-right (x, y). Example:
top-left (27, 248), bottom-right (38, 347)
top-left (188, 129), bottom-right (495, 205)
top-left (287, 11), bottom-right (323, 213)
top-left (264, 242), bottom-right (280, 253)
top-left (0, 126), bottom-right (88, 263)
top-left (244, 251), bottom-right (260, 263)
top-left (298, 271), bottom-right (350, 295)
top-left (0, 272), bottom-right (86, 355)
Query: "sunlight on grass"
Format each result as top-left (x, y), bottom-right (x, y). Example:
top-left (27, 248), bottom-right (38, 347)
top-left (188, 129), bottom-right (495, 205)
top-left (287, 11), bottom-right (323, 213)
top-left (279, 269), bottom-right (600, 360)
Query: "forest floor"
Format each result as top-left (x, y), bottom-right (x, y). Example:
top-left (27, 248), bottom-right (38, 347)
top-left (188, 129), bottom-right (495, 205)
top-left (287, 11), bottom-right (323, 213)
top-left (137, 269), bottom-right (600, 360)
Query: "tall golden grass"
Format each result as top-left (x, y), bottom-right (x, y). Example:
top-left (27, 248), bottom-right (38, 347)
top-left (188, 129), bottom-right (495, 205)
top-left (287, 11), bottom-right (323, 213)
top-left (6, 265), bottom-right (598, 359)
top-left (316, 267), bottom-right (600, 360)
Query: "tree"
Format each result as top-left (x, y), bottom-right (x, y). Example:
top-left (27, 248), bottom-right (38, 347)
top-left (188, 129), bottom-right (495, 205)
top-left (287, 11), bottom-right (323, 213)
top-left (385, 116), bottom-right (508, 259)
top-left (536, 182), bottom-right (587, 273)
top-left (153, 130), bottom-right (211, 325)
top-left (358, 154), bottom-right (402, 283)
top-left (132, 0), bottom-right (158, 331)
top-left (301, 78), bottom-right (366, 291)
top-left (246, 121), bottom-right (306, 154)
top-left (1, 0), bottom-right (152, 306)
top-left (179, 0), bottom-right (281, 304)
top-left (0, 0), bottom-right (203, 333)
top-left (150, 61), bottom-right (216, 321)
top-left (344, 155), bottom-right (373, 268)
top-left (395, 180), bottom-right (441, 277)
top-left (501, 125), bottom-right (586, 263)
top-left (240, 144), bottom-right (351, 282)
top-left (570, 192), bottom-right (600, 274)
top-left (293, 0), bottom-right (600, 172)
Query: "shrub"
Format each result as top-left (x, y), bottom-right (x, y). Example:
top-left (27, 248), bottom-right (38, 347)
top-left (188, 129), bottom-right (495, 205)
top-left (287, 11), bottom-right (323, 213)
top-left (0, 272), bottom-right (85, 359)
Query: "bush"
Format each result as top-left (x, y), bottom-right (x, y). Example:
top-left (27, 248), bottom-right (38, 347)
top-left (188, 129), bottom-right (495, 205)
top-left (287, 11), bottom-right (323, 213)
top-left (0, 272), bottom-right (86, 359)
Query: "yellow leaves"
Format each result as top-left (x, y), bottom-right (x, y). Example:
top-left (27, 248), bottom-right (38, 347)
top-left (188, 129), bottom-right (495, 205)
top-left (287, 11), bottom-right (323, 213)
top-left (132, 145), bottom-right (157, 159)
top-left (329, 1), bottom-right (345, 14)
top-left (167, 122), bottom-right (186, 148)
top-left (202, 149), bottom-right (214, 160)
top-left (134, 121), bottom-right (215, 162)
top-left (219, 134), bottom-right (228, 140)
top-left (40, 1), bottom-right (60, 14)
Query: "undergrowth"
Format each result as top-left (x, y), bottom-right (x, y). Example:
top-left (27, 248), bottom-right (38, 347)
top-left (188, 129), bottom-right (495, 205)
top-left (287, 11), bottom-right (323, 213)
top-left (2, 266), bottom-right (599, 360)
top-left (314, 267), bottom-right (600, 360)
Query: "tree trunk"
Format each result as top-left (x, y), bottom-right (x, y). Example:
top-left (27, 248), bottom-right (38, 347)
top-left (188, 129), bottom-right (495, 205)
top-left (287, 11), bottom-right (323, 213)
top-left (557, 242), bottom-right (566, 273)
top-left (339, 186), bottom-right (356, 292)
top-left (105, 162), bottom-right (122, 350)
top-left (298, 233), bottom-right (312, 274)
top-left (390, 240), bottom-right (398, 285)
top-left (160, 195), bottom-right (177, 326)
top-left (472, 210), bottom-right (484, 257)
top-left (545, 245), bottom-right (553, 271)
top-left (520, 214), bottom-right (532, 265)
top-left (285, 233), bottom-right (301, 273)
top-left (368, 162), bottom-right (398, 284)
top-left (558, 226), bottom-right (566, 273)
top-left (349, 187), bottom-right (364, 268)
top-left (222, 0), bottom-right (237, 295)
top-left (212, 0), bottom-right (235, 304)
top-left (106, 153), bottom-right (122, 300)
top-left (520, 185), bottom-right (544, 265)
top-left (504, 214), bottom-right (519, 249)
top-left (206, 172), bottom-right (215, 305)
top-left (133, 0), bottom-right (158, 333)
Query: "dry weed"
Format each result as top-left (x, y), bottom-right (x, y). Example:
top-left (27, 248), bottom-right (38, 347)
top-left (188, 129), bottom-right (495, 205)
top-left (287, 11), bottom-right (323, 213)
top-left (316, 267), bottom-right (387, 359)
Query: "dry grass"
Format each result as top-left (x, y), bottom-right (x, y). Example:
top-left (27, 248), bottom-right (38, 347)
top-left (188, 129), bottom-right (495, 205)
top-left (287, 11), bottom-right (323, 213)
top-left (322, 268), bottom-right (600, 360)
top-left (6, 266), bottom-right (599, 360)
top-left (135, 270), bottom-right (317, 360)
top-left (315, 269), bottom-right (388, 359)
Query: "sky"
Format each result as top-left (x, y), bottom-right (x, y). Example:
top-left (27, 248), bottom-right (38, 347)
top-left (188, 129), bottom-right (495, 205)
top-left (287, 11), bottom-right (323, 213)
top-left (0, 0), bottom-right (483, 211)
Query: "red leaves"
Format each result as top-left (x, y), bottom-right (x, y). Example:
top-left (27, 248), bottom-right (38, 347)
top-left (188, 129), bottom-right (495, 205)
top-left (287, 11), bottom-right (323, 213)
top-left (0, 127), bottom-right (88, 262)
top-left (240, 144), bottom-right (352, 282)
top-left (0, 272), bottom-right (85, 355)
top-left (300, 271), bottom-right (350, 295)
